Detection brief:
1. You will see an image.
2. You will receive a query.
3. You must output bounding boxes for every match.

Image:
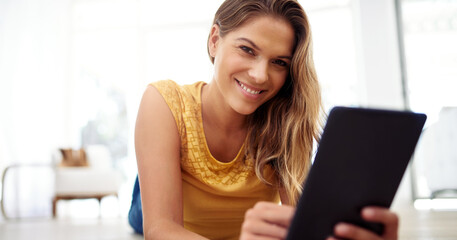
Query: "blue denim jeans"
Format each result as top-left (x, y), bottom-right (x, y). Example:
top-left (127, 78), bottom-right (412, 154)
top-left (128, 175), bottom-right (144, 234)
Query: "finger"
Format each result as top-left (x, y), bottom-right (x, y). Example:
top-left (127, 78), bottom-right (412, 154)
top-left (333, 223), bottom-right (382, 240)
top-left (362, 207), bottom-right (399, 238)
top-left (326, 237), bottom-right (340, 240)
top-left (251, 202), bottom-right (295, 226)
top-left (326, 237), bottom-right (349, 240)
top-left (243, 208), bottom-right (289, 238)
top-left (362, 207), bottom-right (398, 223)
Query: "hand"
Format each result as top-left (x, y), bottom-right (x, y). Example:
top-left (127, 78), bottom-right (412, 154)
top-left (327, 207), bottom-right (399, 240)
top-left (240, 202), bottom-right (295, 240)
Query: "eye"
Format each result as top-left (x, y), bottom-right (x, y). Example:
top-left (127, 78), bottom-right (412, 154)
top-left (240, 46), bottom-right (255, 55)
top-left (272, 59), bottom-right (288, 67)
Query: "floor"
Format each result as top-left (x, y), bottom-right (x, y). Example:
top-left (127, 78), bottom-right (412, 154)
top-left (396, 207), bottom-right (457, 239)
top-left (0, 217), bottom-right (143, 240)
top-left (1, 204), bottom-right (456, 240)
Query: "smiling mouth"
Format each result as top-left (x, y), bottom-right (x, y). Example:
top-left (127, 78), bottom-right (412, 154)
top-left (236, 80), bottom-right (263, 95)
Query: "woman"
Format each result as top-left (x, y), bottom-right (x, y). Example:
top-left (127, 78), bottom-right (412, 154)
top-left (129, 0), bottom-right (399, 239)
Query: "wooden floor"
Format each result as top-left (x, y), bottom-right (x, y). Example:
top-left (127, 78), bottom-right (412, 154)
top-left (397, 207), bottom-right (457, 239)
top-left (0, 217), bottom-right (143, 240)
top-left (0, 205), bottom-right (456, 239)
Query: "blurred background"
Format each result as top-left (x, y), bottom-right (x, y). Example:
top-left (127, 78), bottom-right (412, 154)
top-left (0, 0), bottom-right (456, 232)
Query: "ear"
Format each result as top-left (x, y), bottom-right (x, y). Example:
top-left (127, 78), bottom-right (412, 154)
top-left (208, 24), bottom-right (221, 58)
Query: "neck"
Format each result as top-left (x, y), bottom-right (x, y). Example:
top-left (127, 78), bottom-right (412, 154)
top-left (201, 82), bottom-right (247, 135)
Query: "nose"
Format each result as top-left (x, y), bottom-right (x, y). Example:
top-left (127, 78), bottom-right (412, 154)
top-left (248, 60), bottom-right (269, 84)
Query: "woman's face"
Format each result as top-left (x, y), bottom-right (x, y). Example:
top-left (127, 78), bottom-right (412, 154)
top-left (209, 16), bottom-right (295, 115)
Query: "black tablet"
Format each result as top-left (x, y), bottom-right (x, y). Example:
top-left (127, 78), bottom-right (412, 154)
top-left (286, 106), bottom-right (426, 240)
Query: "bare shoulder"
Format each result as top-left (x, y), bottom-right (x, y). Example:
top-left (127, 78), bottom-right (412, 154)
top-left (139, 84), bottom-right (174, 116)
top-left (136, 85), bottom-right (177, 136)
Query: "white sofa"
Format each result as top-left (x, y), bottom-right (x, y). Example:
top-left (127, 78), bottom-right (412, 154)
top-left (415, 107), bottom-right (457, 198)
top-left (52, 145), bottom-right (123, 217)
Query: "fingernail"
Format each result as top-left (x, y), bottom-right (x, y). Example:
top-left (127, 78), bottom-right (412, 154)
top-left (335, 223), bottom-right (349, 233)
top-left (363, 208), bottom-right (376, 217)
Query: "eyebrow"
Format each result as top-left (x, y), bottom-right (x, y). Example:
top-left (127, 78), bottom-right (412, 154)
top-left (236, 37), bottom-right (292, 60)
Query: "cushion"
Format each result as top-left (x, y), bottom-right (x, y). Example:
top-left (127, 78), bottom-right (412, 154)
top-left (59, 148), bottom-right (89, 167)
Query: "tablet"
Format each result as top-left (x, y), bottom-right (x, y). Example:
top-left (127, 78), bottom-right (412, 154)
top-left (286, 106), bottom-right (426, 239)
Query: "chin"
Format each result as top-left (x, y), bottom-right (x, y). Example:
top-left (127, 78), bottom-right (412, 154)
top-left (233, 104), bottom-right (259, 116)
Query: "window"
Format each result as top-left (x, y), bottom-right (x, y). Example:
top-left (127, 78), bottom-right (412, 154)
top-left (303, 0), bottom-right (359, 110)
top-left (399, 0), bottom-right (457, 208)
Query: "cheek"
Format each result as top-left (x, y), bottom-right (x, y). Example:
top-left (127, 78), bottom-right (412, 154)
top-left (272, 71), bottom-right (288, 89)
top-left (216, 52), bottom-right (245, 77)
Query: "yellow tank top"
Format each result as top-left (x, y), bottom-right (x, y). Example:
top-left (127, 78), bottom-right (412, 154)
top-left (151, 80), bottom-right (280, 240)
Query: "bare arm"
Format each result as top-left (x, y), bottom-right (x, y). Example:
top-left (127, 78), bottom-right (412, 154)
top-left (135, 85), bottom-right (208, 240)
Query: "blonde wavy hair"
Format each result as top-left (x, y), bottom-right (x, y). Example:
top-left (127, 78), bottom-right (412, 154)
top-left (208, 0), bottom-right (323, 205)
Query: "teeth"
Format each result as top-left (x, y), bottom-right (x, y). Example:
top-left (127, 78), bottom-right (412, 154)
top-left (239, 81), bottom-right (261, 94)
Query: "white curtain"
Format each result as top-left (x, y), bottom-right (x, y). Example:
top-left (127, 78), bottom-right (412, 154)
top-left (0, 0), bottom-right (72, 166)
top-left (0, 0), bottom-right (72, 218)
